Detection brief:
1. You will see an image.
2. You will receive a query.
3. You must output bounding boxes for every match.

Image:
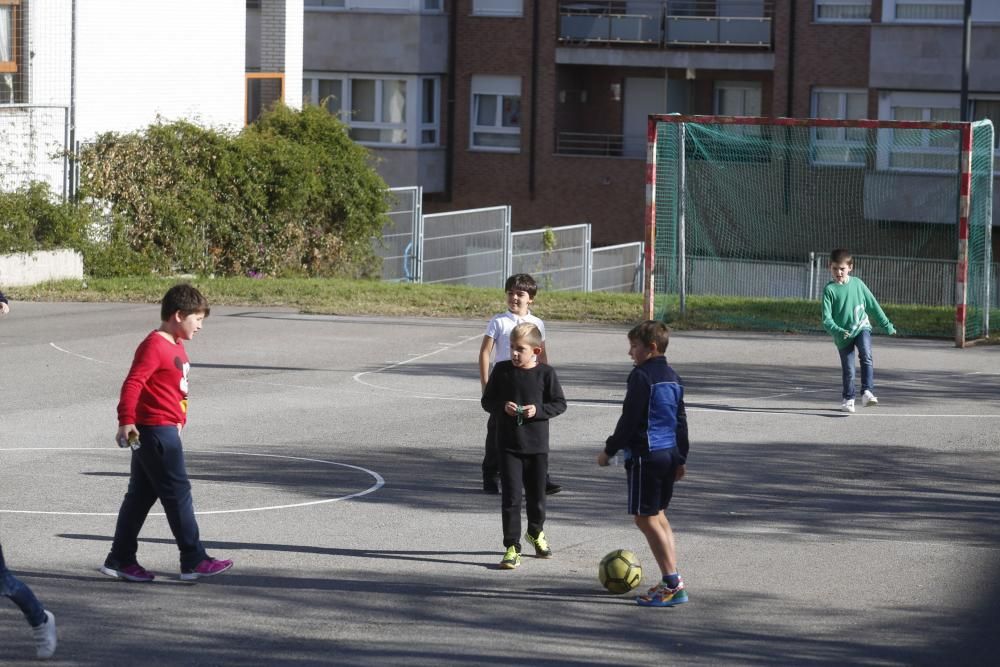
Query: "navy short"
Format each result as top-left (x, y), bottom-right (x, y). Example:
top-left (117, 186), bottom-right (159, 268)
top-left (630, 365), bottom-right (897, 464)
top-left (625, 448), bottom-right (680, 516)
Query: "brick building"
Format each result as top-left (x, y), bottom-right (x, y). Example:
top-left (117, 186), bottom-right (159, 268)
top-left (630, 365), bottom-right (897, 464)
top-left (298, 0), bottom-right (1000, 248)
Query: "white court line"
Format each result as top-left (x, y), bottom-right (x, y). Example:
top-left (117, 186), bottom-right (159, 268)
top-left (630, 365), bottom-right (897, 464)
top-left (352, 332), bottom-right (482, 396)
top-left (49, 342), bottom-right (109, 364)
top-left (0, 448), bottom-right (384, 516)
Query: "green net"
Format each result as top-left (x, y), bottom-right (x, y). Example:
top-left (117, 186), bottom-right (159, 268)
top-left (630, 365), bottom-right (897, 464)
top-left (652, 117), bottom-right (995, 342)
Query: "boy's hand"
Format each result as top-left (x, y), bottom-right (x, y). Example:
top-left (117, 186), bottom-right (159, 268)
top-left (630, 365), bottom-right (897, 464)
top-left (0, 302), bottom-right (9, 315)
top-left (504, 401), bottom-right (518, 416)
top-left (675, 464), bottom-right (686, 481)
top-left (597, 451), bottom-right (610, 467)
top-left (522, 404), bottom-right (536, 419)
top-left (116, 424), bottom-right (139, 448)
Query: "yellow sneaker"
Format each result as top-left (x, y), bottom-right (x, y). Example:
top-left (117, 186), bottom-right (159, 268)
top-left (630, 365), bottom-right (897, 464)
top-left (499, 545), bottom-right (521, 569)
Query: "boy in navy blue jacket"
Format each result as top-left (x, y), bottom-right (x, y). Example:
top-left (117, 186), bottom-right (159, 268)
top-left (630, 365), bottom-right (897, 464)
top-left (598, 321), bottom-right (689, 607)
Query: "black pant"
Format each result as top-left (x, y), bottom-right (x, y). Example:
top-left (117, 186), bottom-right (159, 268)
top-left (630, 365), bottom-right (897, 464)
top-left (499, 449), bottom-right (547, 548)
top-left (108, 425), bottom-right (207, 570)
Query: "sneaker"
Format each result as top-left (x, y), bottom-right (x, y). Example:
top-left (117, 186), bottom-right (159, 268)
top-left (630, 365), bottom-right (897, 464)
top-left (499, 545), bottom-right (521, 570)
top-left (180, 557), bottom-right (234, 581)
top-left (841, 399), bottom-right (855, 413)
top-left (545, 481), bottom-right (562, 495)
top-left (861, 390), bottom-right (878, 407)
top-left (31, 610), bottom-right (57, 660)
top-left (524, 531), bottom-right (552, 558)
top-left (636, 581), bottom-right (689, 608)
top-left (100, 561), bottom-right (155, 583)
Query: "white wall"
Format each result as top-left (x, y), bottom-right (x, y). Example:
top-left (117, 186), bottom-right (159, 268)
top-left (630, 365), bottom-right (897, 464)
top-left (284, 0), bottom-right (303, 109)
top-left (74, 0), bottom-right (245, 139)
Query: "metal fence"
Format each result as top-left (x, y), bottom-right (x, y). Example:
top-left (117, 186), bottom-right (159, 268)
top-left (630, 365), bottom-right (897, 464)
top-left (0, 105), bottom-right (70, 198)
top-left (510, 224), bottom-right (591, 292)
top-left (420, 206), bottom-right (510, 287)
top-left (376, 186), bottom-right (422, 282)
top-left (592, 241), bottom-right (644, 293)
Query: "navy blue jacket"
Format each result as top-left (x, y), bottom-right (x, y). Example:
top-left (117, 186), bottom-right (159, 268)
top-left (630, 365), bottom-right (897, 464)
top-left (605, 355), bottom-right (689, 463)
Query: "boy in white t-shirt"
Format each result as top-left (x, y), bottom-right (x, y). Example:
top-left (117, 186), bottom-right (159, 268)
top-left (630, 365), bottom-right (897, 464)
top-left (478, 274), bottom-right (562, 496)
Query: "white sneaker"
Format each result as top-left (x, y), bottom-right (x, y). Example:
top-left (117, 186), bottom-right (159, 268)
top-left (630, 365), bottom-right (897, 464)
top-left (861, 390), bottom-right (878, 407)
top-left (841, 399), bottom-right (855, 413)
top-left (32, 610), bottom-right (56, 659)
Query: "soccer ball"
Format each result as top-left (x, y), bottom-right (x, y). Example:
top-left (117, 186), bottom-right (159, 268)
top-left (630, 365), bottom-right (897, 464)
top-left (598, 549), bottom-right (642, 594)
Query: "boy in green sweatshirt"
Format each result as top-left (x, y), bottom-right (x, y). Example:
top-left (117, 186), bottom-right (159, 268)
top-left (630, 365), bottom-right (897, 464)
top-left (821, 249), bottom-right (896, 413)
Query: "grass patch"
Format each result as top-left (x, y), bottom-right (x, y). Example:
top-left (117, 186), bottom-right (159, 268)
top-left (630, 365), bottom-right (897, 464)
top-left (10, 277), bottom-right (996, 340)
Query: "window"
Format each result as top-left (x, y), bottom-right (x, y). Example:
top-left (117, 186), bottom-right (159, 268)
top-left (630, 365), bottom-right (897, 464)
top-left (883, 0), bottom-right (1000, 22)
top-left (815, 0), bottom-right (871, 21)
top-left (878, 92), bottom-right (960, 171)
top-left (473, 0), bottom-right (523, 17)
top-left (811, 88), bottom-right (868, 165)
top-left (303, 74), bottom-right (440, 147)
top-left (470, 75), bottom-right (521, 151)
top-left (970, 98), bottom-right (1000, 152)
top-left (304, 0), bottom-right (442, 10)
top-left (714, 81), bottom-right (762, 135)
top-left (1, 0), bottom-right (21, 104)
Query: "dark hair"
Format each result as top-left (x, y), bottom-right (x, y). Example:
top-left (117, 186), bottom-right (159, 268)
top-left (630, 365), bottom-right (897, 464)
top-left (829, 248), bottom-right (853, 267)
top-left (510, 322), bottom-right (543, 348)
top-left (161, 283), bottom-right (210, 321)
top-left (504, 273), bottom-right (538, 298)
top-left (628, 320), bottom-right (670, 353)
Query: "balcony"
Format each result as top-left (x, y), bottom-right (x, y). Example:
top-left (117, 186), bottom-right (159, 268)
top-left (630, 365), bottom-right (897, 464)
top-left (558, 1), bottom-right (774, 49)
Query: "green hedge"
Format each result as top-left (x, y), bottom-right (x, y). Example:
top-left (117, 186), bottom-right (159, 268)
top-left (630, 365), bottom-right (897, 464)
top-left (1, 104), bottom-right (390, 279)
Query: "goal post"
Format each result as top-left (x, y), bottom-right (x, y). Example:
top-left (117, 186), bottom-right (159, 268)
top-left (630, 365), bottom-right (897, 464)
top-left (645, 114), bottom-right (995, 347)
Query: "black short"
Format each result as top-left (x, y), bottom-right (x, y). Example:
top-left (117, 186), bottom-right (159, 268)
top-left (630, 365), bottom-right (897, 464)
top-left (625, 448), bottom-right (680, 516)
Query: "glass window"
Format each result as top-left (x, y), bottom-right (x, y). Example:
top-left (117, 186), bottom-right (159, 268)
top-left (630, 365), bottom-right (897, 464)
top-left (889, 104), bottom-right (959, 171)
top-left (815, 1), bottom-right (871, 21)
top-left (305, 0), bottom-right (442, 10)
top-left (303, 73), bottom-right (439, 148)
top-left (811, 88), bottom-right (868, 165)
top-left (884, 0), bottom-right (1000, 22)
top-left (473, 0), bottom-right (523, 17)
top-left (714, 82), bottom-right (762, 135)
top-left (1, 0), bottom-right (22, 104)
top-left (471, 75), bottom-right (521, 151)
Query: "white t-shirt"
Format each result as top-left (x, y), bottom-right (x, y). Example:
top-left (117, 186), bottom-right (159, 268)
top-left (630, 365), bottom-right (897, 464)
top-left (485, 310), bottom-right (546, 364)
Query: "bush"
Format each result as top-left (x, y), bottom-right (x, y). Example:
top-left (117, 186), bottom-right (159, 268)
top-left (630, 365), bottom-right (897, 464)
top-left (0, 182), bottom-right (92, 253)
top-left (77, 104), bottom-right (390, 278)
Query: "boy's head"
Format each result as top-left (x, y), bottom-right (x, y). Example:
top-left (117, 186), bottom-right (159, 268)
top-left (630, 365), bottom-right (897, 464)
top-left (510, 322), bottom-right (543, 368)
top-left (504, 273), bottom-right (538, 317)
top-left (161, 284), bottom-right (210, 321)
top-left (627, 320), bottom-right (670, 366)
top-left (828, 248), bottom-right (853, 284)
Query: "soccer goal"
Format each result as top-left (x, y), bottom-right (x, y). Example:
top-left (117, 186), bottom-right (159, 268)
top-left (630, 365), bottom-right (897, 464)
top-left (644, 114), bottom-right (995, 347)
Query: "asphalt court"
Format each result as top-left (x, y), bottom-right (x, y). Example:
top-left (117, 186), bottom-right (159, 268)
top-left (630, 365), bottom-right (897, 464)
top-left (1, 301), bottom-right (998, 665)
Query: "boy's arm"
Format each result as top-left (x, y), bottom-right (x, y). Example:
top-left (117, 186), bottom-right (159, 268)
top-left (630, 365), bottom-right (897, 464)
top-left (862, 283), bottom-right (896, 335)
top-left (535, 367), bottom-right (566, 419)
top-left (604, 369), bottom-right (649, 457)
top-left (676, 390), bottom-right (690, 465)
top-left (478, 335), bottom-right (495, 391)
top-left (480, 366), bottom-right (504, 414)
top-left (820, 287), bottom-right (848, 338)
top-left (116, 338), bottom-right (159, 426)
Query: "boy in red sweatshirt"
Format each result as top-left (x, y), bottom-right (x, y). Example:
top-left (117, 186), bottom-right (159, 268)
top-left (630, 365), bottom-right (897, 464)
top-left (100, 284), bottom-right (233, 583)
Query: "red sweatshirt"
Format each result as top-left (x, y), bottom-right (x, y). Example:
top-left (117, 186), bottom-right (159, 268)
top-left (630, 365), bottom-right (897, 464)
top-left (117, 331), bottom-right (191, 427)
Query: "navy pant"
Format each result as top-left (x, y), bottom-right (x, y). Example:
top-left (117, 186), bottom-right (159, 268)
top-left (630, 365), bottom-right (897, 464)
top-left (108, 425), bottom-right (207, 570)
top-left (499, 450), bottom-right (547, 549)
top-left (0, 543), bottom-right (46, 627)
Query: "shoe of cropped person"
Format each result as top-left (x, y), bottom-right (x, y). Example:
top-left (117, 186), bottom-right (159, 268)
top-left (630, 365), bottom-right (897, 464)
top-left (180, 557), bottom-right (234, 581)
top-left (861, 390), bottom-right (878, 407)
top-left (100, 560), bottom-right (155, 583)
top-left (524, 531), bottom-right (552, 558)
top-left (545, 481), bottom-right (562, 495)
top-left (499, 545), bottom-right (521, 570)
top-left (636, 581), bottom-right (688, 608)
top-left (841, 399), bottom-right (855, 413)
top-left (31, 610), bottom-right (57, 659)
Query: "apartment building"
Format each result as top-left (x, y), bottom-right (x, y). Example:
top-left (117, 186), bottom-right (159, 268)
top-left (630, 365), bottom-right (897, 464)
top-left (297, 0), bottom-right (999, 249)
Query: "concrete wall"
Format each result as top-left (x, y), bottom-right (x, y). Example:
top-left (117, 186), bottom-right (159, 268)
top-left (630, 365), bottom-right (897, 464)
top-left (0, 249), bottom-right (83, 286)
top-left (75, 0), bottom-right (246, 138)
top-left (870, 24), bottom-right (1000, 91)
top-left (303, 10), bottom-right (448, 73)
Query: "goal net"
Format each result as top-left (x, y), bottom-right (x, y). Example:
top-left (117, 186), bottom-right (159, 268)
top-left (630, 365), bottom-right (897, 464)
top-left (645, 115), bottom-right (994, 347)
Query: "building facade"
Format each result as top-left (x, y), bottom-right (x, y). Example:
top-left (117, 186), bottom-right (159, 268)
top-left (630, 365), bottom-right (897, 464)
top-left (299, 0), bottom-right (1000, 249)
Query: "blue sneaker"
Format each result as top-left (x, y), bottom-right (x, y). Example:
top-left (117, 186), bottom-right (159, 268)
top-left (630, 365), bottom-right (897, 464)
top-left (636, 581), bottom-right (688, 607)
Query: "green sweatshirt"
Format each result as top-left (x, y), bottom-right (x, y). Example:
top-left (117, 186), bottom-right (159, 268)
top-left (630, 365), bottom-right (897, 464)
top-left (821, 276), bottom-right (896, 350)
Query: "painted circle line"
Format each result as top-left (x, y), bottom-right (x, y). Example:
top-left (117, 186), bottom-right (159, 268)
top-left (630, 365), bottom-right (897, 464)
top-left (0, 448), bottom-right (384, 517)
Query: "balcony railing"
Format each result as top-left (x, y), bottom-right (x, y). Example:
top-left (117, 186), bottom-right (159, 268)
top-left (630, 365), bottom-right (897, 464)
top-left (558, 0), bottom-right (774, 49)
top-left (557, 131), bottom-right (648, 158)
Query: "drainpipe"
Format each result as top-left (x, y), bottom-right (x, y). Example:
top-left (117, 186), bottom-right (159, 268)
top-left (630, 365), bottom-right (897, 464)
top-left (785, 0), bottom-right (795, 117)
top-left (443, 0), bottom-right (457, 201)
top-left (528, 0), bottom-right (539, 199)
